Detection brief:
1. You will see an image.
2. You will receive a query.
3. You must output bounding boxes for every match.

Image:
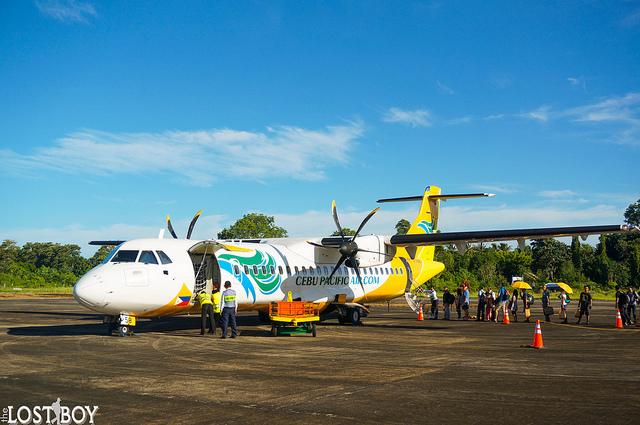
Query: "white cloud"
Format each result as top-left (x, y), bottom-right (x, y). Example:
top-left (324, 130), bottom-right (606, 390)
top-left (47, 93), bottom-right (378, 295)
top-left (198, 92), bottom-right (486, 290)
top-left (35, 0), bottom-right (97, 23)
top-left (538, 190), bottom-right (578, 199)
top-left (382, 107), bottom-right (432, 127)
top-left (0, 122), bottom-right (364, 186)
top-left (445, 116), bottom-right (472, 125)
top-left (520, 105), bottom-right (551, 122)
top-left (1, 214), bottom-right (226, 256)
top-left (436, 80), bottom-right (455, 95)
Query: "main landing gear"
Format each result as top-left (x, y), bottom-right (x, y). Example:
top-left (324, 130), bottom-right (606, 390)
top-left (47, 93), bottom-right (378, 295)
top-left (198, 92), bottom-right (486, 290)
top-left (104, 314), bottom-right (137, 337)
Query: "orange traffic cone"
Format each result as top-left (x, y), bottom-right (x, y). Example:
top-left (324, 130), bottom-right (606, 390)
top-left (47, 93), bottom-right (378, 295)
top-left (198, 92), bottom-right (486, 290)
top-left (503, 310), bottom-right (510, 325)
top-left (530, 320), bottom-right (544, 349)
top-left (615, 309), bottom-right (623, 329)
top-left (417, 305), bottom-right (424, 321)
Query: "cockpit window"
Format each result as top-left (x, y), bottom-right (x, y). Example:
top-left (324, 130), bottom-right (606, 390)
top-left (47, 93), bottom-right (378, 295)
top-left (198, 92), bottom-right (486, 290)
top-left (139, 251), bottom-right (158, 264)
top-left (101, 243), bottom-right (123, 264)
top-left (156, 250), bottom-right (172, 264)
top-left (111, 250), bottom-right (139, 263)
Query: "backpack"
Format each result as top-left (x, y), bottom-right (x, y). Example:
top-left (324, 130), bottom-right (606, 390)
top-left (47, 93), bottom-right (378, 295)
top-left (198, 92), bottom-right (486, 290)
top-left (526, 293), bottom-right (535, 305)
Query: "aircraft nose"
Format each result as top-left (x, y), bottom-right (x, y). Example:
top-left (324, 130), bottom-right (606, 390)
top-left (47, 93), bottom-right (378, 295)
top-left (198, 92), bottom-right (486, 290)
top-left (73, 272), bottom-right (106, 308)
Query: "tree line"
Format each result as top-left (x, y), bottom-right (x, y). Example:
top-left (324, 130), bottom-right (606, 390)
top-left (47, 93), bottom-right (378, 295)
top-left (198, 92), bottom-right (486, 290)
top-left (1, 199), bottom-right (638, 289)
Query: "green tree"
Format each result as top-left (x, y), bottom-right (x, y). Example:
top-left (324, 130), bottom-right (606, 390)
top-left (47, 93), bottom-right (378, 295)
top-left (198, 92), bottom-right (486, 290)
top-left (0, 240), bottom-right (20, 272)
top-left (571, 237), bottom-right (582, 271)
top-left (496, 249), bottom-right (532, 280)
top-left (88, 245), bottom-right (116, 268)
top-left (395, 219), bottom-right (411, 235)
top-left (624, 199), bottom-right (640, 226)
top-left (331, 227), bottom-right (357, 236)
top-left (595, 235), bottom-right (611, 286)
top-left (531, 239), bottom-right (570, 281)
top-left (217, 213), bottom-right (288, 239)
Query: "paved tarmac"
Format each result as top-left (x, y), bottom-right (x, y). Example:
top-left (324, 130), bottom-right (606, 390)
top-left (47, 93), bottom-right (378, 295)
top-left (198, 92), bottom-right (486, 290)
top-left (1, 298), bottom-right (639, 424)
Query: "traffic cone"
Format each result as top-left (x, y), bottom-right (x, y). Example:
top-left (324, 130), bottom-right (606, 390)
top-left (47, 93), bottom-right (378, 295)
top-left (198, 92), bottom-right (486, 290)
top-left (417, 305), bottom-right (424, 321)
top-left (615, 309), bottom-right (623, 329)
top-left (503, 310), bottom-right (510, 325)
top-left (530, 320), bottom-right (544, 349)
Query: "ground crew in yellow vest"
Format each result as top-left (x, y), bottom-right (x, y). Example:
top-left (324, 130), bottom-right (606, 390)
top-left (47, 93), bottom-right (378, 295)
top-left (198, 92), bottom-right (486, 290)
top-left (220, 281), bottom-right (238, 339)
top-left (197, 290), bottom-right (215, 335)
top-left (212, 286), bottom-right (222, 327)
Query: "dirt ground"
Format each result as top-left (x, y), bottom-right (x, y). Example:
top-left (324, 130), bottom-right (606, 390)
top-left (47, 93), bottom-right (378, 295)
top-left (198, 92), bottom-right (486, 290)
top-left (1, 298), bottom-right (638, 424)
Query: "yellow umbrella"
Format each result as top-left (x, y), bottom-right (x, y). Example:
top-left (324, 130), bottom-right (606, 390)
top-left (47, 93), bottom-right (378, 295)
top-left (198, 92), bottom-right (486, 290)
top-left (555, 282), bottom-right (573, 294)
top-left (512, 281), bottom-right (532, 290)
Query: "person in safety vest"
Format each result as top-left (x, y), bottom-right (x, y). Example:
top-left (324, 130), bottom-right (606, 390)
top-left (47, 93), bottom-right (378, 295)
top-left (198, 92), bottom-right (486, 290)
top-left (212, 285), bottom-right (222, 328)
top-left (197, 290), bottom-right (215, 335)
top-left (220, 281), bottom-right (238, 339)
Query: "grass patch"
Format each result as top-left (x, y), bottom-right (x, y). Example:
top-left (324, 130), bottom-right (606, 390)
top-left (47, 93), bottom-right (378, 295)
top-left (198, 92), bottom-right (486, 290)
top-left (0, 286), bottom-right (73, 295)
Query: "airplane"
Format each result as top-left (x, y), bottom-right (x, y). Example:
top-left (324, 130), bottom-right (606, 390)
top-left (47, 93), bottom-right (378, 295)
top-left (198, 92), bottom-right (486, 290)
top-left (73, 185), bottom-right (638, 336)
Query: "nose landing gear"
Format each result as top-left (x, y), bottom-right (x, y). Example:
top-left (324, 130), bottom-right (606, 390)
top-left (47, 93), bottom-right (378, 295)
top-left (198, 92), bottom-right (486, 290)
top-left (104, 314), bottom-right (137, 337)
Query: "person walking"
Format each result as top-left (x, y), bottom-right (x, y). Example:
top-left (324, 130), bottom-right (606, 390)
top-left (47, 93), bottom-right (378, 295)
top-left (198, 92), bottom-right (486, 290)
top-left (495, 283), bottom-right (508, 323)
top-left (485, 288), bottom-right (495, 322)
top-left (522, 289), bottom-right (531, 323)
top-left (462, 283), bottom-right (470, 320)
top-left (509, 289), bottom-right (519, 322)
top-left (617, 289), bottom-right (630, 326)
top-left (476, 286), bottom-right (486, 321)
top-left (455, 286), bottom-right (462, 320)
top-left (443, 287), bottom-right (455, 320)
top-left (560, 289), bottom-right (569, 324)
top-left (197, 290), bottom-right (215, 335)
top-left (626, 287), bottom-right (638, 325)
top-left (576, 285), bottom-right (592, 325)
top-left (542, 284), bottom-right (552, 322)
top-left (427, 286), bottom-right (439, 319)
top-left (220, 281), bottom-right (238, 338)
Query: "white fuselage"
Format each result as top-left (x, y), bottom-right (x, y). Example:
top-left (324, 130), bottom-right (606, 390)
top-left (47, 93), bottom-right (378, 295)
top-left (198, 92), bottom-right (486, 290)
top-left (73, 236), bottom-right (409, 318)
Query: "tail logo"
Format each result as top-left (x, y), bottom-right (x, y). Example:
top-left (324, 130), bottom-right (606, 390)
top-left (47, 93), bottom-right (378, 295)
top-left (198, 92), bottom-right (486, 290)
top-left (417, 220), bottom-right (433, 234)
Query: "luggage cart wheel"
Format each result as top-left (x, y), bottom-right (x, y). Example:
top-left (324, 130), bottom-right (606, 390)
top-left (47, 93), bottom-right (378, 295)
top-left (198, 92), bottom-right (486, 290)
top-left (311, 323), bottom-right (317, 337)
top-left (271, 325), bottom-right (278, 337)
top-left (118, 325), bottom-right (129, 337)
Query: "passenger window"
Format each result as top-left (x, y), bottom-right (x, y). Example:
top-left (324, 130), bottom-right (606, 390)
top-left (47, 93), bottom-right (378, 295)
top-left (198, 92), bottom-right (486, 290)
top-left (270, 265), bottom-right (275, 274)
top-left (286, 266), bottom-right (291, 274)
top-left (301, 266), bottom-right (306, 273)
top-left (310, 267), bottom-right (315, 275)
top-left (156, 250), bottom-right (172, 264)
top-left (253, 265), bottom-right (258, 274)
top-left (294, 266), bottom-right (299, 274)
top-left (244, 265), bottom-right (249, 274)
top-left (233, 265), bottom-right (240, 275)
top-left (363, 268), bottom-right (367, 275)
top-left (278, 266), bottom-right (283, 275)
top-left (261, 266), bottom-right (267, 275)
top-left (111, 250), bottom-right (139, 263)
top-left (400, 268), bottom-right (404, 275)
top-left (323, 266), bottom-right (329, 274)
top-left (139, 251), bottom-right (158, 264)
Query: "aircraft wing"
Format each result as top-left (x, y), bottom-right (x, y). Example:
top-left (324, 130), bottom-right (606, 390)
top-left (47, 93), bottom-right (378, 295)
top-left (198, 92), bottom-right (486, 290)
top-left (388, 224), bottom-right (637, 248)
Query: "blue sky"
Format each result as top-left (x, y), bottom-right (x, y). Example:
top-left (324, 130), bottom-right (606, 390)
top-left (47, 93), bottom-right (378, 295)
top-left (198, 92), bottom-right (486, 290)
top-left (1, 1), bottom-right (639, 254)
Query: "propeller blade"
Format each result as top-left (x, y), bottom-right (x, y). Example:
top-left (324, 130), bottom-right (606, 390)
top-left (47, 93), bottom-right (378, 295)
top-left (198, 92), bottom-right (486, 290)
top-left (353, 207), bottom-right (380, 239)
top-left (331, 200), bottom-right (345, 241)
top-left (328, 255), bottom-right (348, 281)
top-left (166, 215), bottom-right (178, 239)
top-left (353, 263), bottom-right (367, 302)
top-left (186, 210), bottom-right (203, 239)
top-left (306, 241), bottom-right (339, 249)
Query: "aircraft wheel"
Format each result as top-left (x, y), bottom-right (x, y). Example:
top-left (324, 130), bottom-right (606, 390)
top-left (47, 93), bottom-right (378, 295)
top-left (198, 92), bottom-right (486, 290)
top-left (350, 308), bottom-right (361, 325)
top-left (118, 326), bottom-right (129, 337)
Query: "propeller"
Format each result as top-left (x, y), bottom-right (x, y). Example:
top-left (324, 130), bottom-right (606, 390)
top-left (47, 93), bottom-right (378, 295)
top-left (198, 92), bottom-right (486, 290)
top-left (307, 201), bottom-right (381, 300)
top-left (166, 210), bottom-right (203, 239)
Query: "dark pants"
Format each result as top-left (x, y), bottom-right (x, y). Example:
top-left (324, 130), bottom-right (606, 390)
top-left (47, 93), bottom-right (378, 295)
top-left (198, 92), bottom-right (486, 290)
top-left (221, 307), bottom-right (238, 337)
top-left (627, 304), bottom-right (636, 323)
top-left (542, 302), bottom-right (550, 322)
top-left (619, 306), bottom-right (630, 325)
top-left (430, 300), bottom-right (439, 319)
top-left (214, 312), bottom-right (221, 327)
top-left (201, 304), bottom-right (215, 334)
top-left (456, 303), bottom-right (461, 319)
top-left (477, 302), bottom-right (485, 321)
